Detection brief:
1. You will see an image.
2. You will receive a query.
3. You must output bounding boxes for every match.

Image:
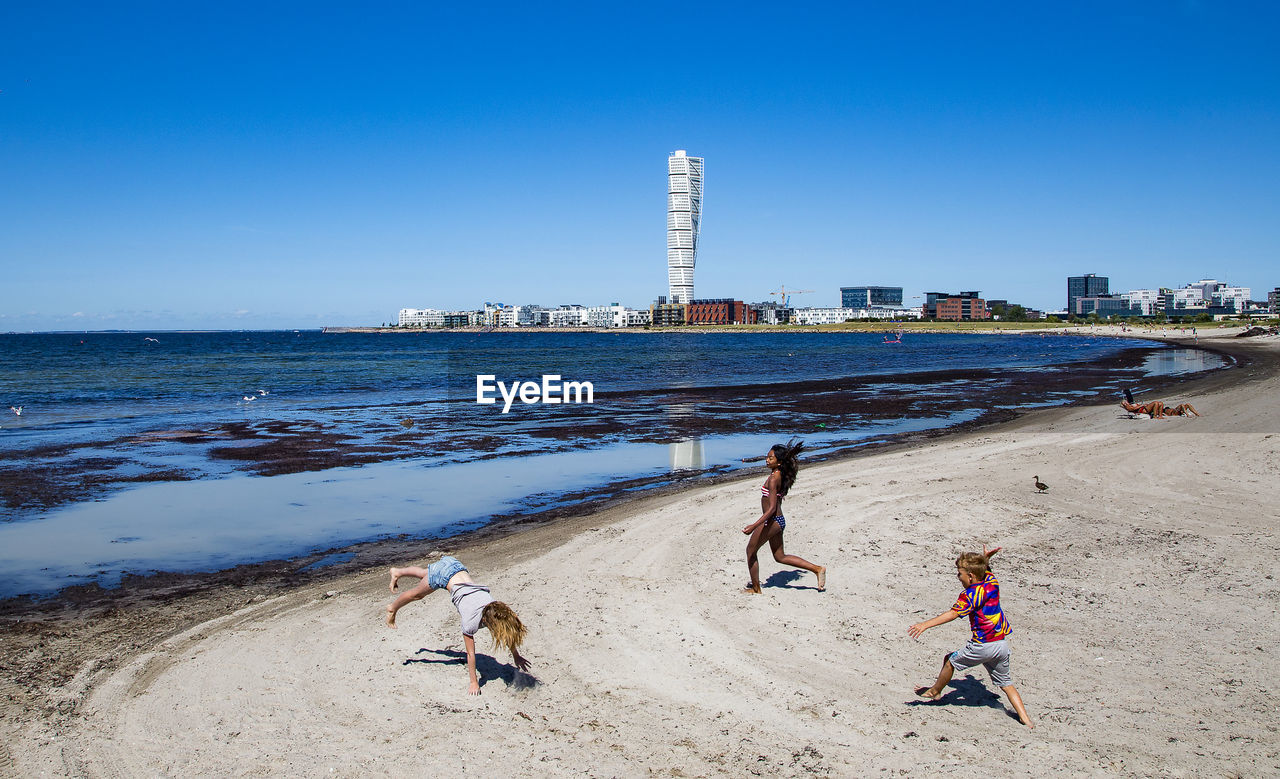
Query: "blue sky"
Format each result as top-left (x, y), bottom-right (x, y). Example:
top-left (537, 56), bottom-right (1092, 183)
top-left (3, 1), bottom-right (1277, 329)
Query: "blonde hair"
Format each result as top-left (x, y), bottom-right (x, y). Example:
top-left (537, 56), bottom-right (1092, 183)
top-left (956, 550), bottom-right (994, 579)
top-left (481, 601), bottom-right (526, 658)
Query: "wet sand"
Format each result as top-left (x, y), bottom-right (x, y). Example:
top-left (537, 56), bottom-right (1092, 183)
top-left (1, 329), bottom-right (1278, 776)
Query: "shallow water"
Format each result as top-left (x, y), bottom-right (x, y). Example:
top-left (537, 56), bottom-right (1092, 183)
top-left (0, 332), bottom-right (1224, 598)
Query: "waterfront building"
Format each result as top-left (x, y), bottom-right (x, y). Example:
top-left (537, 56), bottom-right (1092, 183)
top-left (1212, 286), bottom-right (1251, 313)
top-left (650, 299), bottom-right (687, 327)
top-left (549, 305), bottom-right (588, 327)
top-left (581, 303), bottom-right (648, 328)
top-left (840, 286), bottom-right (904, 309)
top-left (936, 296), bottom-right (990, 321)
top-left (667, 150), bottom-right (704, 305)
top-left (1160, 280), bottom-right (1252, 315)
top-left (1075, 296), bottom-right (1136, 318)
top-left (923, 291), bottom-right (988, 320)
top-left (399, 308), bottom-right (446, 327)
top-left (1067, 274), bottom-right (1109, 314)
top-left (749, 301), bottom-right (791, 325)
top-left (1269, 288), bottom-right (1280, 313)
top-left (686, 299), bottom-right (757, 325)
top-left (443, 311), bottom-right (480, 328)
top-left (791, 307), bottom-right (858, 325)
top-left (1122, 290), bottom-right (1161, 317)
top-left (399, 308), bottom-right (484, 327)
top-left (846, 306), bottom-right (921, 320)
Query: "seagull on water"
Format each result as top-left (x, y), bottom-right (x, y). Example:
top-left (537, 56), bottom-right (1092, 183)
top-left (9, 406), bottom-right (22, 416)
top-left (143, 337), bottom-right (159, 343)
top-left (242, 395), bottom-right (257, 402)
top-left (257, 389), bottom-right (269, 396)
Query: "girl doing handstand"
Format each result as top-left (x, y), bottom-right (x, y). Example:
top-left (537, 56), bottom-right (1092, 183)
top-left (386, 556), bottom-right (529, 695)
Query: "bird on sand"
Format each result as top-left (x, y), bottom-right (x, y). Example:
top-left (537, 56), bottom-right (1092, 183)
top-left (1034, 475), bottom-right (1048, 493)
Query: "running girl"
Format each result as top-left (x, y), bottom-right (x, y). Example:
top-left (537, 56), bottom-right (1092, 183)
top-left (742, 439), bottom-right (826, 594)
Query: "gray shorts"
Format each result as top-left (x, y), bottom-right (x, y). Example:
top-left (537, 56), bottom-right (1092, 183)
top-left (948, 639), bottom-right (1012, 687)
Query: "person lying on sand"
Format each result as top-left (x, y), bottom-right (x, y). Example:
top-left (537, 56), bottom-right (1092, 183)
top-left (741, 439), bottom-right (826, 594)
top-left (1122, 387), bottom-right (1201, 418)
top-left (1121, 399), bottom-right (1201, 418)
top-left (386, 556), bottom-right (530, 695)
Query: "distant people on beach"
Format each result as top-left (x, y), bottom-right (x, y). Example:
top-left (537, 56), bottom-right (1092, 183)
top-left (908, 546), bottom-right (1033, 728)
top-left (386, 556), bottom-right (530, 695)
top-left (741, 439), bottom-right (826, 594)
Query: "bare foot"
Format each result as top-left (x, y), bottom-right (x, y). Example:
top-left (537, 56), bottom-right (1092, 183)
top-left (385, 605), bottom-right (397, 629)
top-left (741, 583), bottom-right (761, 594)
top-left (1020, 714), bottom-right (1035, 729)
top-left (389, 567), bottom-right (402, 592)
top-left (914, 686), bottom-right (942, 700)
top-left (816, 566), bottom-right (826, 591)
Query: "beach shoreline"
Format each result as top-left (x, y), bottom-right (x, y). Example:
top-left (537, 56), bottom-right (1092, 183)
top-left (0, 337), bottom-right (1238, 608)
top-left (2, 330), bottom-right (1278, 775)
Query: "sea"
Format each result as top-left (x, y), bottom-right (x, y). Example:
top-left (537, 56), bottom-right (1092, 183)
top-left (0, 330), bottom-right (1226, 599)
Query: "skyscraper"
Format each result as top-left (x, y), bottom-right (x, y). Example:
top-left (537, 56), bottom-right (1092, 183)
top-left (667, 150), bottom-right (704, 304)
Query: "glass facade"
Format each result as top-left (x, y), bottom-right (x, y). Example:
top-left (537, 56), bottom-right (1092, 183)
top-left (840, 286), bottom-right (904, 309)
top-left (1067, 274), bottom-right (1109, 314)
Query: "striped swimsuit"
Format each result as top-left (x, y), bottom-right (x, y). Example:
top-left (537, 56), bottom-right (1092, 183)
top-left (761, 483), bottom-right (786, 530)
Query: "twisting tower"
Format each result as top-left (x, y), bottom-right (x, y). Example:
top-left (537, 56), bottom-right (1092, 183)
top-left (666, 150), bottom-right (704, 304)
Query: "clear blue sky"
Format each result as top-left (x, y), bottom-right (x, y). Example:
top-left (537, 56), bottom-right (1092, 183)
top-left (3, 1), bottom-right (1277, 329)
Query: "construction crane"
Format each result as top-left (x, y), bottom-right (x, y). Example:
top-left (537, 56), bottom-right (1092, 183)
top-left (769, 285), bottom-right (814, 308)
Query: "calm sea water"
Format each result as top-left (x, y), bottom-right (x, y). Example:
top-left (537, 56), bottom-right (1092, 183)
top-left (0, 330), bottom-right (1222, 598)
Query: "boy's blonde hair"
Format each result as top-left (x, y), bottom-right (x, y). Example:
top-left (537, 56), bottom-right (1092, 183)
top-left (481, 601), bottom-right (526, 658)
top-left (956, 551), bottom-right (993, 578)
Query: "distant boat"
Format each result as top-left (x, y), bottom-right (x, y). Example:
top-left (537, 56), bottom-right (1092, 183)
top-left (882, 331), bottom-right (903, 344)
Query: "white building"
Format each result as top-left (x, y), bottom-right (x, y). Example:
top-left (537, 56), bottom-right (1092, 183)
top-left (667, 150), bottom-right (704, 305)
top-left (549, 305), bottom-right (588, 328)
top-left (845, 306), bottom-right (921, 320)
top-left (1122, 289), bottom-right (1161, 316)
top-left (1166, 280), bottom-right (1251, 313)
top-left (1212, 286), bottom-right (1251, 313)
top-left (623, 308), bottom-right (652, 327)
top-left (581, 304), bottom-right (650, 328)
top-left (398, 308), bottom-right (483, 327)
top-left (792, 307), bottom-right (858, 325)
top-left (399, 308), bottom-right (446, 327)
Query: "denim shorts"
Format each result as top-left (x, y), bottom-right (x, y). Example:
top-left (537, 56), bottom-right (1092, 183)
top-left (949, 639), bottom-right (1012, 687)
top-left (427, 556), bottom-right (467, 590)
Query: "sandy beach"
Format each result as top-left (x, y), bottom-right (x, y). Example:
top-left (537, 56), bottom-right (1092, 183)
top-left (3, 329), bottom-right (1278, 777)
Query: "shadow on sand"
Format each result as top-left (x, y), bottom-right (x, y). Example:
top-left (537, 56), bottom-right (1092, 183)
top-left (404, 647), bottom-right (540, 691)
top-left (906, 676), bottom-right (1021, 723)
top-left (763, 570), bottom-right (822, 590)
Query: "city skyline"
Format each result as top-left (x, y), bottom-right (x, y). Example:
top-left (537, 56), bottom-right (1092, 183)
top-left (3, 3), bottom-right (1277, 331)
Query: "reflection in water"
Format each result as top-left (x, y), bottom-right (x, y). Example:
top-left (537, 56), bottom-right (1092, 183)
top-left (669, 438), bottom-right (705, 471)
top-left (665, 398), bottom-right (704, 471)
top-left (1142, 349), bottom-right (1226, 376)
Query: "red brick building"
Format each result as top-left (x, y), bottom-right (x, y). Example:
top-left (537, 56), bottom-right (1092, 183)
top-left (924, 291), bottom-right (991, 321)
top-left (686, 299), bottom-right (758, 325)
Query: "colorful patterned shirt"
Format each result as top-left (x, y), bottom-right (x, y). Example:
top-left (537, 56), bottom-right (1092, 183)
top-left (950, 572), bottom-right (1012, 643)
